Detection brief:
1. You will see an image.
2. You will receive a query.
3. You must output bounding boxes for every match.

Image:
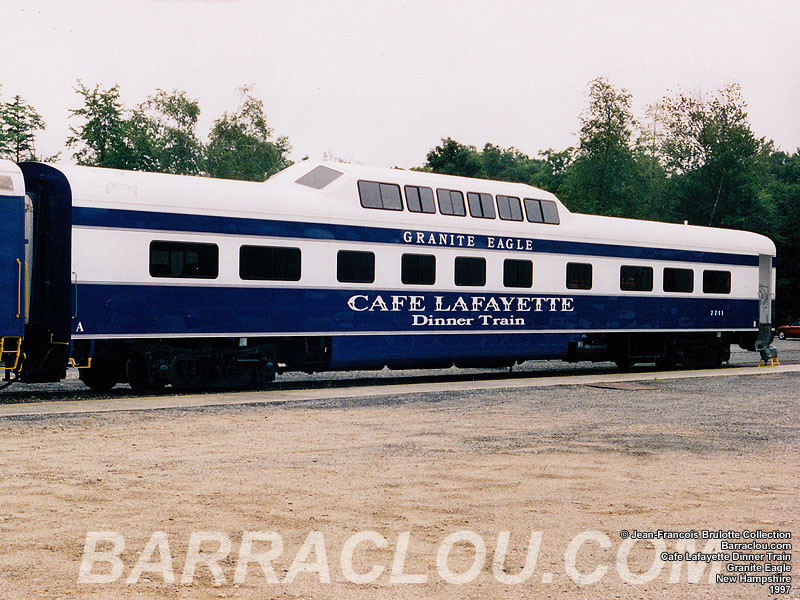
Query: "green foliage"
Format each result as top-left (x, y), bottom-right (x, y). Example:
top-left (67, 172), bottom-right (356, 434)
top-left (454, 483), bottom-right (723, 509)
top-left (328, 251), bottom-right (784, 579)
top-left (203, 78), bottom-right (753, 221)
top-left (654, 83), bottom-right (772, 232)
top-left (138, 89), bottom-right (205, 175)
top-left (561, 77), bottom-right (651, 218)
top-left (533, 148), bottom-right (574, 195)
top-left (66, 81), bottom-right (131, 168)
top-left (422, 137), bottom-right (558, 193)
top-left (205, 86), bottom-right (292, 182)
top-left (767, 149), bottom-right (800, 323)
top-left (480, 143), bottom-right (548, 185)
top-left (423, 79), bottom-right (664, 221)
top-left (424, 137), bottom-right (483, 178)
top-left (65, 82), bottom-right (291, 181)
top-left (0, 92), bottom-right (47, 162)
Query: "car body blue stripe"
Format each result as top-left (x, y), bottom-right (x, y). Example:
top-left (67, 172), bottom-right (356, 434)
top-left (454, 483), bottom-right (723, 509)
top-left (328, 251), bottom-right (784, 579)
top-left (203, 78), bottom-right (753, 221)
top-left (72, 283), bottom-right (759, 339)
top-left (327, 332), bottom-right (578, 369)
top-left (72, 206), bottom-right (761, 267)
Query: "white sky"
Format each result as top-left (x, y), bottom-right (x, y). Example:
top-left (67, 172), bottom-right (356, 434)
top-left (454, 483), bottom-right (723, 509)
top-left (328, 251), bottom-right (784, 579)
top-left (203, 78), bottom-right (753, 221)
top-left (3, 0), bottom-right (799, 168)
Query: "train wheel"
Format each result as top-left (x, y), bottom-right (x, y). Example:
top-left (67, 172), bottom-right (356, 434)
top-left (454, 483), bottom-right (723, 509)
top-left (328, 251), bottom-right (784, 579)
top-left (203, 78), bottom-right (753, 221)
top-left (79, 364), bottom-right (118, 393)
top-left (683, 347), bottom-right (724, 369)
top-left (614, 358), bottom-right (633, 371)
top-left (126, 355), bottom-right (165, 394)
top-left (655, 356), bottom-right (677, 370)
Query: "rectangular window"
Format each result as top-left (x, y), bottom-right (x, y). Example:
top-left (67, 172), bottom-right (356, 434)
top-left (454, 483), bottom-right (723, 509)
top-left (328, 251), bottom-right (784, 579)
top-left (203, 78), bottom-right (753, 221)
top-left (454, 256), bottom-right (486, 286)
top-left (436, 188), bottom-right (466, 216)
top-left (149, 241), bottom-right (218, 279)
top-left (358, 180), bottom-right (403, 210)
top-left (524, 198), bottom-right (543, 223)
top-left (337, 250), bottom-right (375, 283)
top-left (496, 195), bottom-right (523, 221)
top-left (540, 200), bottom-right (560, 224)
top-left (703, 270), bottom-right (731, 294)
top-left (663, 267), bottom-right (693, 293)
top-left (620, 265), bottom-right (653, 291)
top-left (524, 198), bottom-right (560, 224)
top-left (503, 259), bottom-right (533, 288)
top-left (401, 253), bottom-right (436, 285)
top-left (566, 262), bottom-right (592, 290)
top-left (467, 192), bottom-right (496, 219)
top-left (405, 185), bottom-right (436, 213)
top-left (240, 245), bottom-right (301, 281)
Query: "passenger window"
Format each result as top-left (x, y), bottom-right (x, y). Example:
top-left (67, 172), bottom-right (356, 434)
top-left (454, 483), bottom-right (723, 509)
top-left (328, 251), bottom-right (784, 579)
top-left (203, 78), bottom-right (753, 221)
top-left (436, 189), bottom-right (466, 216)
top-left (703, 270), bottom-right (731, 294)
top-left (295, 165), bottom-right (343, 189)
top-left (240, 245), bottom-right (301, 281)
top-left (566, 262), bottom-right (592, 290)
top-left (503, 259), bottom-right (533, 288)
top-left (401, 254), bottom-right (436, 285)
top-left (540, 200), bottom-right (560, 224)
top-left (454, 257), bottom-right (486, 286)
top-left (405, 185), bottom-right (436, 213)
top-left (358, 180), bottom-right (403, 211)
top-left (663, 267), bottom-right (693, 293)
top-left (496, 195), bottom-right (523, 221)
top-left (524, 198), bottom-right (543, 223)
top-left (524, 198), bottom-right (560, 224)
top-left (149, 241), bottom-right (218, 279)
top-left (337, 250), bottom-right (375, 283)
top-left (620, 265), bottom-right (653, 291)
top-left (467, 192), bottom-right (496, 219)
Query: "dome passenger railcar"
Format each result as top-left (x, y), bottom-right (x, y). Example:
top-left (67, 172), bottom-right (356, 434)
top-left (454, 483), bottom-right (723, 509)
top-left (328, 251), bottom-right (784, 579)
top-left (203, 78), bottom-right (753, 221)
top-left (0, 160), bottom-right (776, 392)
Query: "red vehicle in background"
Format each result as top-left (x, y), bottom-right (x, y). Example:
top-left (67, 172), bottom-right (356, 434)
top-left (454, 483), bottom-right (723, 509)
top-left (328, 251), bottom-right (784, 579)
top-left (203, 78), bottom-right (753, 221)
top-left (776, 321), bottom-right (800, 340)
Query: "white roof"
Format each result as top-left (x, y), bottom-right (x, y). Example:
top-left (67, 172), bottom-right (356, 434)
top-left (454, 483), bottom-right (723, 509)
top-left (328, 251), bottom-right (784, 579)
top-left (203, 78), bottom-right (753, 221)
top-left (0, 160), bottom-right (24, 197)
top-left (44, 160), bottom-right (775, 257)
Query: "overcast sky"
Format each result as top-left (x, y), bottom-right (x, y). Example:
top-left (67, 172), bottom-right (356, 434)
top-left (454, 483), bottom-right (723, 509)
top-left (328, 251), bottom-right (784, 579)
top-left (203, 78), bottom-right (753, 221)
top-left (4, 0), bottom-right (799, 168)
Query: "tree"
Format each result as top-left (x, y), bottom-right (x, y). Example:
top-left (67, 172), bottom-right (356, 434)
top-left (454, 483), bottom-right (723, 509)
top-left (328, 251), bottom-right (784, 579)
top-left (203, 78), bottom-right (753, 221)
top-left (654, 83), bottom-right (772, 231)
top-left (422, 138), bottom-right (555, 189)
top-left (424, 138), bottom-right (484, 178)
top-left (0, 93), bottom-right (47, 162)
top-left (480, 143), bottom-right (549, 184)
top-left (533, 147), bottom-right (575, 195)
top-left (767, 149), bottom-right (800, 324)
top-left (137, 89), bottom-right (204, 175)
top-left (66, 81), bottom-right (131, 168)
top-left (206, 86), bottom-right (291, 181)
top-left (562, 77), bottom-right (648, 218)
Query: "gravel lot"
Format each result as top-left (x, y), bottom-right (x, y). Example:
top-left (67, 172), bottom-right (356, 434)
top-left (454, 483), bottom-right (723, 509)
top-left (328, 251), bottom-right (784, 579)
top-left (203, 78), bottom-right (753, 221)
top-left (0, 342), bottom-right (797, 599)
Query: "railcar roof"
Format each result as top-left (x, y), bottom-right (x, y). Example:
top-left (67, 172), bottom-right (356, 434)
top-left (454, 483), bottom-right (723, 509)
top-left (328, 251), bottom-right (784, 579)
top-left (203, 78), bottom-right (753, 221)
top-left (0, 159), bottom-right (25, 197)
top-left (37, 160), bottom-right (776, 256)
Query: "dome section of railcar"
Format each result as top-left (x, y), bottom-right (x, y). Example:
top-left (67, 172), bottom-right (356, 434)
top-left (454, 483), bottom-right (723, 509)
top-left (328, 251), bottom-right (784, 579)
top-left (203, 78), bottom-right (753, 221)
top-left (273, 160), bottom-right (573, 228)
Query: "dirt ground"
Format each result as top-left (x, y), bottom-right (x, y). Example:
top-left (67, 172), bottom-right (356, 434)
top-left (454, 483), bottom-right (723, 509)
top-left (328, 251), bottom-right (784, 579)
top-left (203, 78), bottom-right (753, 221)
top-left (0, 372), bottom-right (797, 599)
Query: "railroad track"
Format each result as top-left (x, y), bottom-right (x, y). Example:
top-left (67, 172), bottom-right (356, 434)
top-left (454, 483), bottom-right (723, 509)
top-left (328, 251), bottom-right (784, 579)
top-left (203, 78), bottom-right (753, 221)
top-left (1, 357), bottom-right (798, 418)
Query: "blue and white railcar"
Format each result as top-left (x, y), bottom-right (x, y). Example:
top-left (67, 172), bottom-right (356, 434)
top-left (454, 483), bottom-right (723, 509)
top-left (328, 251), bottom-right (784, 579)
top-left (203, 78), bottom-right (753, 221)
top-left (0, 162), bottom-right (28, 383)
top-left (0, 160), bottom-right (776, 391)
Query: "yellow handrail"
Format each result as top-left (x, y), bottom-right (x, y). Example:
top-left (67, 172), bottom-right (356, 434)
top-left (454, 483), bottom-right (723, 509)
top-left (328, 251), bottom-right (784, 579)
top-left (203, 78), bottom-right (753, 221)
top-left (24, 261), bottom-right (28, 321)
top-left (15, 259), bottom-right (21, 319)
top-left (0, 337), bottom-right (23, 372)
